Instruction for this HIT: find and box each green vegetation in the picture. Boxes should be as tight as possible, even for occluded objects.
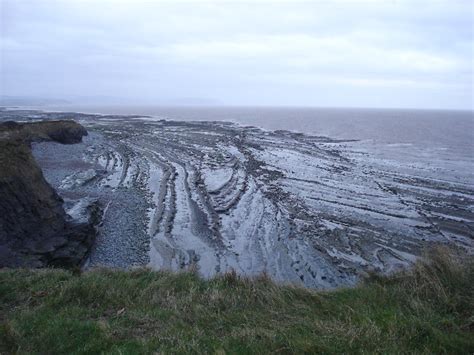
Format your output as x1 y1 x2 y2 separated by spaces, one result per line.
1 247 473 354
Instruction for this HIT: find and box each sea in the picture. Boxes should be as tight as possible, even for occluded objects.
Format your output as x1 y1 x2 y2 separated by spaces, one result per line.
32 105 474 177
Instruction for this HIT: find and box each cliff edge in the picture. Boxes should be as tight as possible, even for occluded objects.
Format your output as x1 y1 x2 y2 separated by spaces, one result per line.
0 120 99 268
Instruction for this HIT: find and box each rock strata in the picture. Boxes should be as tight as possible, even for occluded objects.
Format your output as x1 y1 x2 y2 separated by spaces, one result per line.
1 109 472 289
0 120 99 268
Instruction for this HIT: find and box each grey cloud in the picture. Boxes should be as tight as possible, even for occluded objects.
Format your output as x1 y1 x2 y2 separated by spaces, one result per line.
0 0 472 109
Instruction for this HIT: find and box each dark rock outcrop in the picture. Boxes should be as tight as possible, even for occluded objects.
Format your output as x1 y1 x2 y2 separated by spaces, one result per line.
0 120 99 268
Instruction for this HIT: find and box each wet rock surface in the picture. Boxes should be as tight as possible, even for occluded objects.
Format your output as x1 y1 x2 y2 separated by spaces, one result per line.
2 108 472 288
0 118 99 267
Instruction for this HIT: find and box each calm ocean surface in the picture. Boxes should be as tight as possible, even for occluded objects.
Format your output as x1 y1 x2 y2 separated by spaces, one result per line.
40 105 474 163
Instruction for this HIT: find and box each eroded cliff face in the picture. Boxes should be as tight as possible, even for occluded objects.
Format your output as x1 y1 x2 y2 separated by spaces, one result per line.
0 120 99 268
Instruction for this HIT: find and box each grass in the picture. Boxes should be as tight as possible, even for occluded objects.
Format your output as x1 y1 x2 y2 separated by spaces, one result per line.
1 247 473 354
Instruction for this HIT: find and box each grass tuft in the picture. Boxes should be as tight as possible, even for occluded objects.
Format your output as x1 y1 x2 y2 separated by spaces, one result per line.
1 246 473 354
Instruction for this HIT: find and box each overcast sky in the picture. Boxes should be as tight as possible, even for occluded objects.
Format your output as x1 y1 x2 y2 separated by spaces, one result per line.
1 0 473 109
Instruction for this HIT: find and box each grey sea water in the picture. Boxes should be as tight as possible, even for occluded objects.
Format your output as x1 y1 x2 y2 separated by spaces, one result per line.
39 105 474 162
